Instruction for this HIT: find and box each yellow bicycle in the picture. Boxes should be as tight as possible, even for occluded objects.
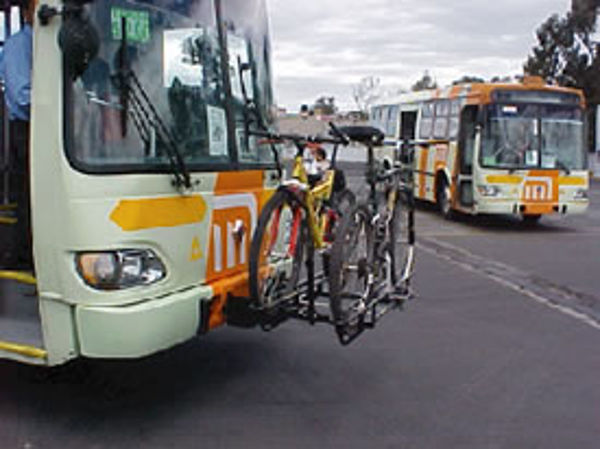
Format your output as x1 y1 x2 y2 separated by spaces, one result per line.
248 124 354 311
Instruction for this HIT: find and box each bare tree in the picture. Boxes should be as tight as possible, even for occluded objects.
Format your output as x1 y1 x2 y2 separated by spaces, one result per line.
352 76 381 113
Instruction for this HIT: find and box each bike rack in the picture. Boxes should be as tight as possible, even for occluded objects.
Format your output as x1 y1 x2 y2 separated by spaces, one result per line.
225 253 415 346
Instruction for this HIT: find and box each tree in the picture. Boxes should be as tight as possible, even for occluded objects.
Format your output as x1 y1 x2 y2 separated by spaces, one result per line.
352 76 381 113
524 5 600 150
452 75 485 85
411 71 437 91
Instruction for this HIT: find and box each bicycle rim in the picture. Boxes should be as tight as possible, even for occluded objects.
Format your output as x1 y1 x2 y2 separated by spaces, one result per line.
328 205 373 325
249 190 307 307
389 189 415 287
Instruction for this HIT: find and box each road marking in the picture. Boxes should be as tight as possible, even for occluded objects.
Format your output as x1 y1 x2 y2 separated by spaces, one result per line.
418 238 600 331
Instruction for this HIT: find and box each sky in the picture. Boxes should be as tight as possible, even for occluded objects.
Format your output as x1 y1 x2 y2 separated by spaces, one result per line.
268 0 574 111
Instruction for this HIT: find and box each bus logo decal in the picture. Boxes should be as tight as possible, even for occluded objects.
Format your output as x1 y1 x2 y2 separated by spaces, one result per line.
209 194 258 274
523 177 553 202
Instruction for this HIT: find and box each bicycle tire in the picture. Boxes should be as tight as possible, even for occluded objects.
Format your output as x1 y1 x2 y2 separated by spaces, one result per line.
388 188 415 288
249 189 310 307
328 204 373 325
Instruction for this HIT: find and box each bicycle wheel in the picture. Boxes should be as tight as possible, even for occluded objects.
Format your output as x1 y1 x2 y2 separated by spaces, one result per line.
323 188 355 246
249 190 310 307
328 204 373 325
388 188 415 289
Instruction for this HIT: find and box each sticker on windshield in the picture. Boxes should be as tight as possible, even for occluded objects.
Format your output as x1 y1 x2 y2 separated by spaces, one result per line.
163 29 205 88
542 154 557 169
111 8 150 43
207 105 228 157
525 150 539 166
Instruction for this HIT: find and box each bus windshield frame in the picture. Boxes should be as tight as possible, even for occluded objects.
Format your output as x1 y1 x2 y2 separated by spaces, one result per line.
480 101 586 172
63 0 276 176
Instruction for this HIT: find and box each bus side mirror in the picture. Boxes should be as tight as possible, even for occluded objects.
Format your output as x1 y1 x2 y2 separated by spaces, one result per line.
39 1 100 80
59 6 100 80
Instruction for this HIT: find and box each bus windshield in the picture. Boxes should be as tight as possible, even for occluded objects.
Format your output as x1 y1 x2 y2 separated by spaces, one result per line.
66 0 274 172
481 103 585 171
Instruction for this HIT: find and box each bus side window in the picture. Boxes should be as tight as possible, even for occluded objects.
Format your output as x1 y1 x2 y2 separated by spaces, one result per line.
458 105 478 175
433 100 450 140
419 102 434 140
389 105 399 137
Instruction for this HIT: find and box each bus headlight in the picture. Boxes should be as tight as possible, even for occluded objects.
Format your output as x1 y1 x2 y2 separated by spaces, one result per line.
76 250 166 290
477 185 501 197
574 188 588 200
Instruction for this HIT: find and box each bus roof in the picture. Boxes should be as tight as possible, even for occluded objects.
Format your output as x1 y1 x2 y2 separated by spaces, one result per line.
373 76 585 108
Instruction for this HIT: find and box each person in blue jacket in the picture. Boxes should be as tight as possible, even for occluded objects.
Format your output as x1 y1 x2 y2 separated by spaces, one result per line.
0 0 35 269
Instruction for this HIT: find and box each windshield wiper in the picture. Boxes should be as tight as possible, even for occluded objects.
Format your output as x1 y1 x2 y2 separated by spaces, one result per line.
116 17 191 190
556 159 571 176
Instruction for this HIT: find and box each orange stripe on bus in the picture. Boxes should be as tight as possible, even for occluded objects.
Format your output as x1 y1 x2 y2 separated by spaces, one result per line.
110 196 207 232
419 146 429 199
214 170 264 194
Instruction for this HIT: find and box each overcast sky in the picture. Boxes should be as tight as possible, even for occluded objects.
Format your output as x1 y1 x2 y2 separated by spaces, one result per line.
269 0 573 111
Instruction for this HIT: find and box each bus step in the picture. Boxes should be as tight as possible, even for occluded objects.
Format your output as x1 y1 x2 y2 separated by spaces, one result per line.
0 276 44 363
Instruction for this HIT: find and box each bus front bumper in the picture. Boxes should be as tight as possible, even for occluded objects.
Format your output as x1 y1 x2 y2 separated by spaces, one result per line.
473 200 589 216
75 285 213 359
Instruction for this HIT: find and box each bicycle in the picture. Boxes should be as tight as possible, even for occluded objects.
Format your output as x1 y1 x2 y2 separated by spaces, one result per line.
328 126 416 344
248 124 355 316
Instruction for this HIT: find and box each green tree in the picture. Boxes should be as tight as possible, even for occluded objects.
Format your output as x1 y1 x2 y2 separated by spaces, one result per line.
452 75 485 85
524 5 599 150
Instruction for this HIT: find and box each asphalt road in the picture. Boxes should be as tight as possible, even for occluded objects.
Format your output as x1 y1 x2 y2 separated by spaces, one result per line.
0 178 599 449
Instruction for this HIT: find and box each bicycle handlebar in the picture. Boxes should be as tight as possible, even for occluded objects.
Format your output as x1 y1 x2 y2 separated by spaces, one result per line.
251 125 348 147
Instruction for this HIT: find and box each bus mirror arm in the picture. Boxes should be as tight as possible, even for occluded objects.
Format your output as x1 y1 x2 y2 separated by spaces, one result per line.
39 1 95 26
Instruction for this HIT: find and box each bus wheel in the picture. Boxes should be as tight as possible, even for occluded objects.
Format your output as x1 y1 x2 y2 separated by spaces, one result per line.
436 177 453 219
522 214 541 225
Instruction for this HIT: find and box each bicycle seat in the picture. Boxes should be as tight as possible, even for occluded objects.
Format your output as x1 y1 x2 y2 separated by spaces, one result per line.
337 126 384 145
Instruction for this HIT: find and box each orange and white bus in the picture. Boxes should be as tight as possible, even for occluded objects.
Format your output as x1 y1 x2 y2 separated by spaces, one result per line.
371 77 590 222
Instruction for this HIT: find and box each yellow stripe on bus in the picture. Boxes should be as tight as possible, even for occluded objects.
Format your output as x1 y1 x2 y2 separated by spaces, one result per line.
485 175 523 184
110 196 207 232
0 341 47 359
558 177 586 186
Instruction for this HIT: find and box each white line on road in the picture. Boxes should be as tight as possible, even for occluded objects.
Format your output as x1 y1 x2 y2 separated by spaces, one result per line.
417 241 600 332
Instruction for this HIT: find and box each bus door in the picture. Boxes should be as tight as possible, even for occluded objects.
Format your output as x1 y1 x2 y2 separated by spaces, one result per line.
0 0 46 365
456 105 479 208
399 109 418 141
